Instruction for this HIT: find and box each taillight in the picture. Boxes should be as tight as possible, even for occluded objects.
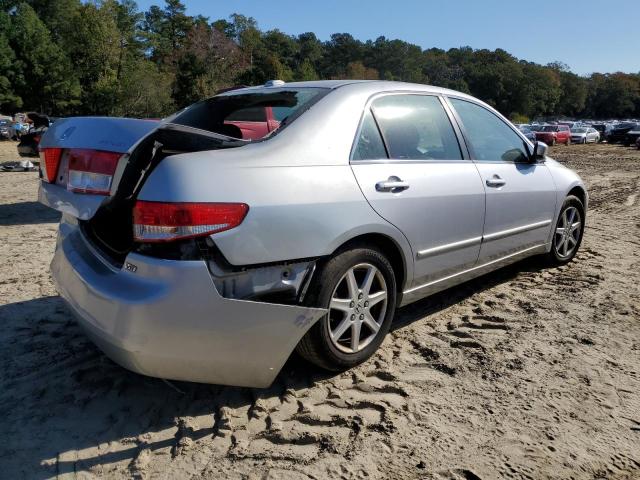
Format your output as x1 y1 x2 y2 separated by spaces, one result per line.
67 149 122 194
39 148 62 183
132 201 249 242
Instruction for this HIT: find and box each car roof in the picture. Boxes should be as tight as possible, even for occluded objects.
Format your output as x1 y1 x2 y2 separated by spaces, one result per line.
226 79 476 100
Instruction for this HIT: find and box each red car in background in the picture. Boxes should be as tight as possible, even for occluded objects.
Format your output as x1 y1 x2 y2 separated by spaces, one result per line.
535 125 571 146
224 106 282 140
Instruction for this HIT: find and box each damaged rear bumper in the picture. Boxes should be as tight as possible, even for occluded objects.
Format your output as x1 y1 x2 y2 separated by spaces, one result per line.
51 217 326 388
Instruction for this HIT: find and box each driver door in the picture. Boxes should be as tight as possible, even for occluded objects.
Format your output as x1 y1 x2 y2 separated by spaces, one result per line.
447 97 557 262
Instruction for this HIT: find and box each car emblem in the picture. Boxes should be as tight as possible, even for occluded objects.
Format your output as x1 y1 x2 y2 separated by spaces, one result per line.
124 262 138 273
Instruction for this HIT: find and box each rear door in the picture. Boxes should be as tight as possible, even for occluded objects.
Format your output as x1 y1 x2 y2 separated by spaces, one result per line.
447 97 557 262
350 93 485 287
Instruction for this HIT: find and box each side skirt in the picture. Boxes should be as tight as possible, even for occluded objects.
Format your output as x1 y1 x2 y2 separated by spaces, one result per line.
399 243 549 307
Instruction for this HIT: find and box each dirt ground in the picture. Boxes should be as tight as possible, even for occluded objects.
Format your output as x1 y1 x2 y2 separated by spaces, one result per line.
1 140 639 480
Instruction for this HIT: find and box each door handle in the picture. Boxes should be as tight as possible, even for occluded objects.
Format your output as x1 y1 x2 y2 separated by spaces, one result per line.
375 176 410 192
486 175 506 188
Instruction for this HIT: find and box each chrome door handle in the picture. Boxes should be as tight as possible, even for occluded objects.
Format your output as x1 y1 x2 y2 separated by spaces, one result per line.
376 177 410 192
486 175 506 188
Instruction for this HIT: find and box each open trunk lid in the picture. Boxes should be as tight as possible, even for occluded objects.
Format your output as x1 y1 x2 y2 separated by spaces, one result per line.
38 117 160 220
39 116 160 153
39 118 249 266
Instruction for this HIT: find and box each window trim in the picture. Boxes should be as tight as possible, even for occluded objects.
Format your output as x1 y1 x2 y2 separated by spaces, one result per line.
349 91 471 164
444 95 537 165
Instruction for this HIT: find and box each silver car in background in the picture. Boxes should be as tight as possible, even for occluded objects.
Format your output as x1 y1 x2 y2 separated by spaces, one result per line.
39 80 587 387
571 126 600 144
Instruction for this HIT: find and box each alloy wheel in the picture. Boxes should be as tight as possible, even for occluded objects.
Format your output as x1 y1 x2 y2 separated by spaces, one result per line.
554 206 582 258
328 263 388 354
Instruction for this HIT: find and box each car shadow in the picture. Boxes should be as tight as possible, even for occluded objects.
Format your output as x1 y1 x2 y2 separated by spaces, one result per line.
1 256 546 478
0 201 61 226
393 256 543 331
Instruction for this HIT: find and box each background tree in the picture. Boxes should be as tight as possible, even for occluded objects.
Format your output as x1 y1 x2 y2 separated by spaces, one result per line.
0 0 638 120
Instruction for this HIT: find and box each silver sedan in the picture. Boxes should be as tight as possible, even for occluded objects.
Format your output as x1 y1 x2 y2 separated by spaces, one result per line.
571 127 600 144
39 80 587 387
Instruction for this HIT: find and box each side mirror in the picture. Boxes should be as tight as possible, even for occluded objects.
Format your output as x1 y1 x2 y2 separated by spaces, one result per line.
532 140 548 161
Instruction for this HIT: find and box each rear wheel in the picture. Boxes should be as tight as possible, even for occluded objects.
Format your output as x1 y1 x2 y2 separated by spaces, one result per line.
543 195 585 266
296 246 396 371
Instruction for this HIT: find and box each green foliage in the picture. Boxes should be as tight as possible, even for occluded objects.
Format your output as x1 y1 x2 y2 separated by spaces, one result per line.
0 1 638 120
510 113 530 124
7 3 80 113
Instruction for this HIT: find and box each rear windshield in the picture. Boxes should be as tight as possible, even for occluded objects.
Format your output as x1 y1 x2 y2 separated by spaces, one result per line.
170 87 329 141
542 126 559 132
571 128 587 133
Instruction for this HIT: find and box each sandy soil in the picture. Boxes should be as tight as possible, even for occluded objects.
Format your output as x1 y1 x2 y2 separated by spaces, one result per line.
1 140 639 479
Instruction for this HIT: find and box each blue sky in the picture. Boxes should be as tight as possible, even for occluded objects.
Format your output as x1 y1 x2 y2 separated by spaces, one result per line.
136 0 639 76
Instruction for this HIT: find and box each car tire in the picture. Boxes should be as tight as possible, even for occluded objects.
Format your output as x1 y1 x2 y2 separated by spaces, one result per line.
543 195 585 266
296 245 397 371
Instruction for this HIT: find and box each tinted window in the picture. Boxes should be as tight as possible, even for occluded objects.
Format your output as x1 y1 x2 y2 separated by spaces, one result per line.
225 106 267 122
352 109 388 160
450 98 529 163
371 95 462 160
271 106 289 121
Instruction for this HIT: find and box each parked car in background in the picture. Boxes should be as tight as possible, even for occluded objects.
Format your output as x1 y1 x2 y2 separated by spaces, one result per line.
17 113 51 157
592 123 611 142
607 122 638 144
624 125 640 147
0 120 12 140
570 127 600 144
536 125 571 145
518 125 537 142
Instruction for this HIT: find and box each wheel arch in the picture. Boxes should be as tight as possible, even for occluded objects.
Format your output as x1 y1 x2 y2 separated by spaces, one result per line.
567 185 587 211
328 232 410 303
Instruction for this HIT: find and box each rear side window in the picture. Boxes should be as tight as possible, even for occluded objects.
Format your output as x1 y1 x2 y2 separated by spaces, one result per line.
371 94 462 160
450 98 529 163
352 109 388 160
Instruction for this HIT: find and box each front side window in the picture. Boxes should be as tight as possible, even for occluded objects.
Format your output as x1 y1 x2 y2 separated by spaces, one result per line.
352 109 388 161
450 98 529 163
370 94 462 160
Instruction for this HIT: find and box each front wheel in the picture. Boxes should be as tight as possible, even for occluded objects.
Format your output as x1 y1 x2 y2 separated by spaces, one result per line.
543 195 585 266
296 246 397 371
